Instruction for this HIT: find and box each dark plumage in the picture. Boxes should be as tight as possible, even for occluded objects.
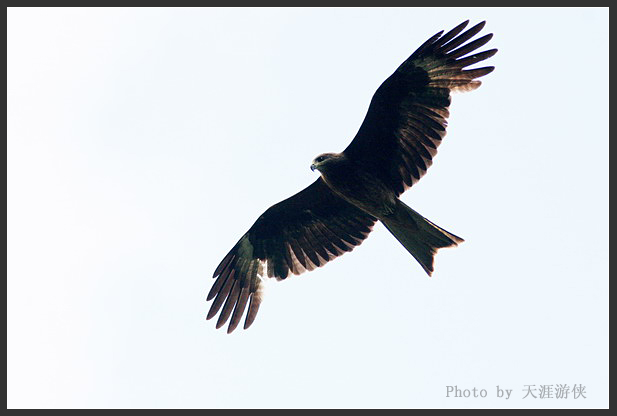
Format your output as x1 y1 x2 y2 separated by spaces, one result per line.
208 20 497 333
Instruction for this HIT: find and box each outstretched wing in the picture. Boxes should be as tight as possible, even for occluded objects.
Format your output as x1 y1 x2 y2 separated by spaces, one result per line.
207 178 376 333
343 20 497 196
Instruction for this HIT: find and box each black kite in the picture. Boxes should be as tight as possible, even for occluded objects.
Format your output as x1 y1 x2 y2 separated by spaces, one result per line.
207 20 497 332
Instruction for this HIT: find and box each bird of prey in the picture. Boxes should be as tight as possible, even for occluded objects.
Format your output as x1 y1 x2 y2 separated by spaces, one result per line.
207 20 497 333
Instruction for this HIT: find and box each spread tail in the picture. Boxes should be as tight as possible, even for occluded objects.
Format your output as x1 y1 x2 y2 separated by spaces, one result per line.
381 200 463 276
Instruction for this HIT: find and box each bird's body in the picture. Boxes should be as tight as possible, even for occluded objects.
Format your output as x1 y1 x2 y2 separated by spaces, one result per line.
312 150 464 277
313 153 398 218
207 20 497 332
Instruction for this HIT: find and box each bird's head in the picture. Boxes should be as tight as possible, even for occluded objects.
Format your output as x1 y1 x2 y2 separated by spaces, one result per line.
310 153 341 173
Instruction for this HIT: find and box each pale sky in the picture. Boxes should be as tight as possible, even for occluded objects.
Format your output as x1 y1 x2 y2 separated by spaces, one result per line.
7 7 608 409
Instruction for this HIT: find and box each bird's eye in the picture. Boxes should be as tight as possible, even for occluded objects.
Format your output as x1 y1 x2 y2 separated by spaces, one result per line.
316 156 324 163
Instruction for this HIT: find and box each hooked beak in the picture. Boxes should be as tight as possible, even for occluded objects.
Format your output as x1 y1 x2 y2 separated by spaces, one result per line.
310 163 316 172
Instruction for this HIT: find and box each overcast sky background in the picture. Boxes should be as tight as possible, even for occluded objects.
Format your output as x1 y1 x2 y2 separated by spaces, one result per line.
8 7 608 409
